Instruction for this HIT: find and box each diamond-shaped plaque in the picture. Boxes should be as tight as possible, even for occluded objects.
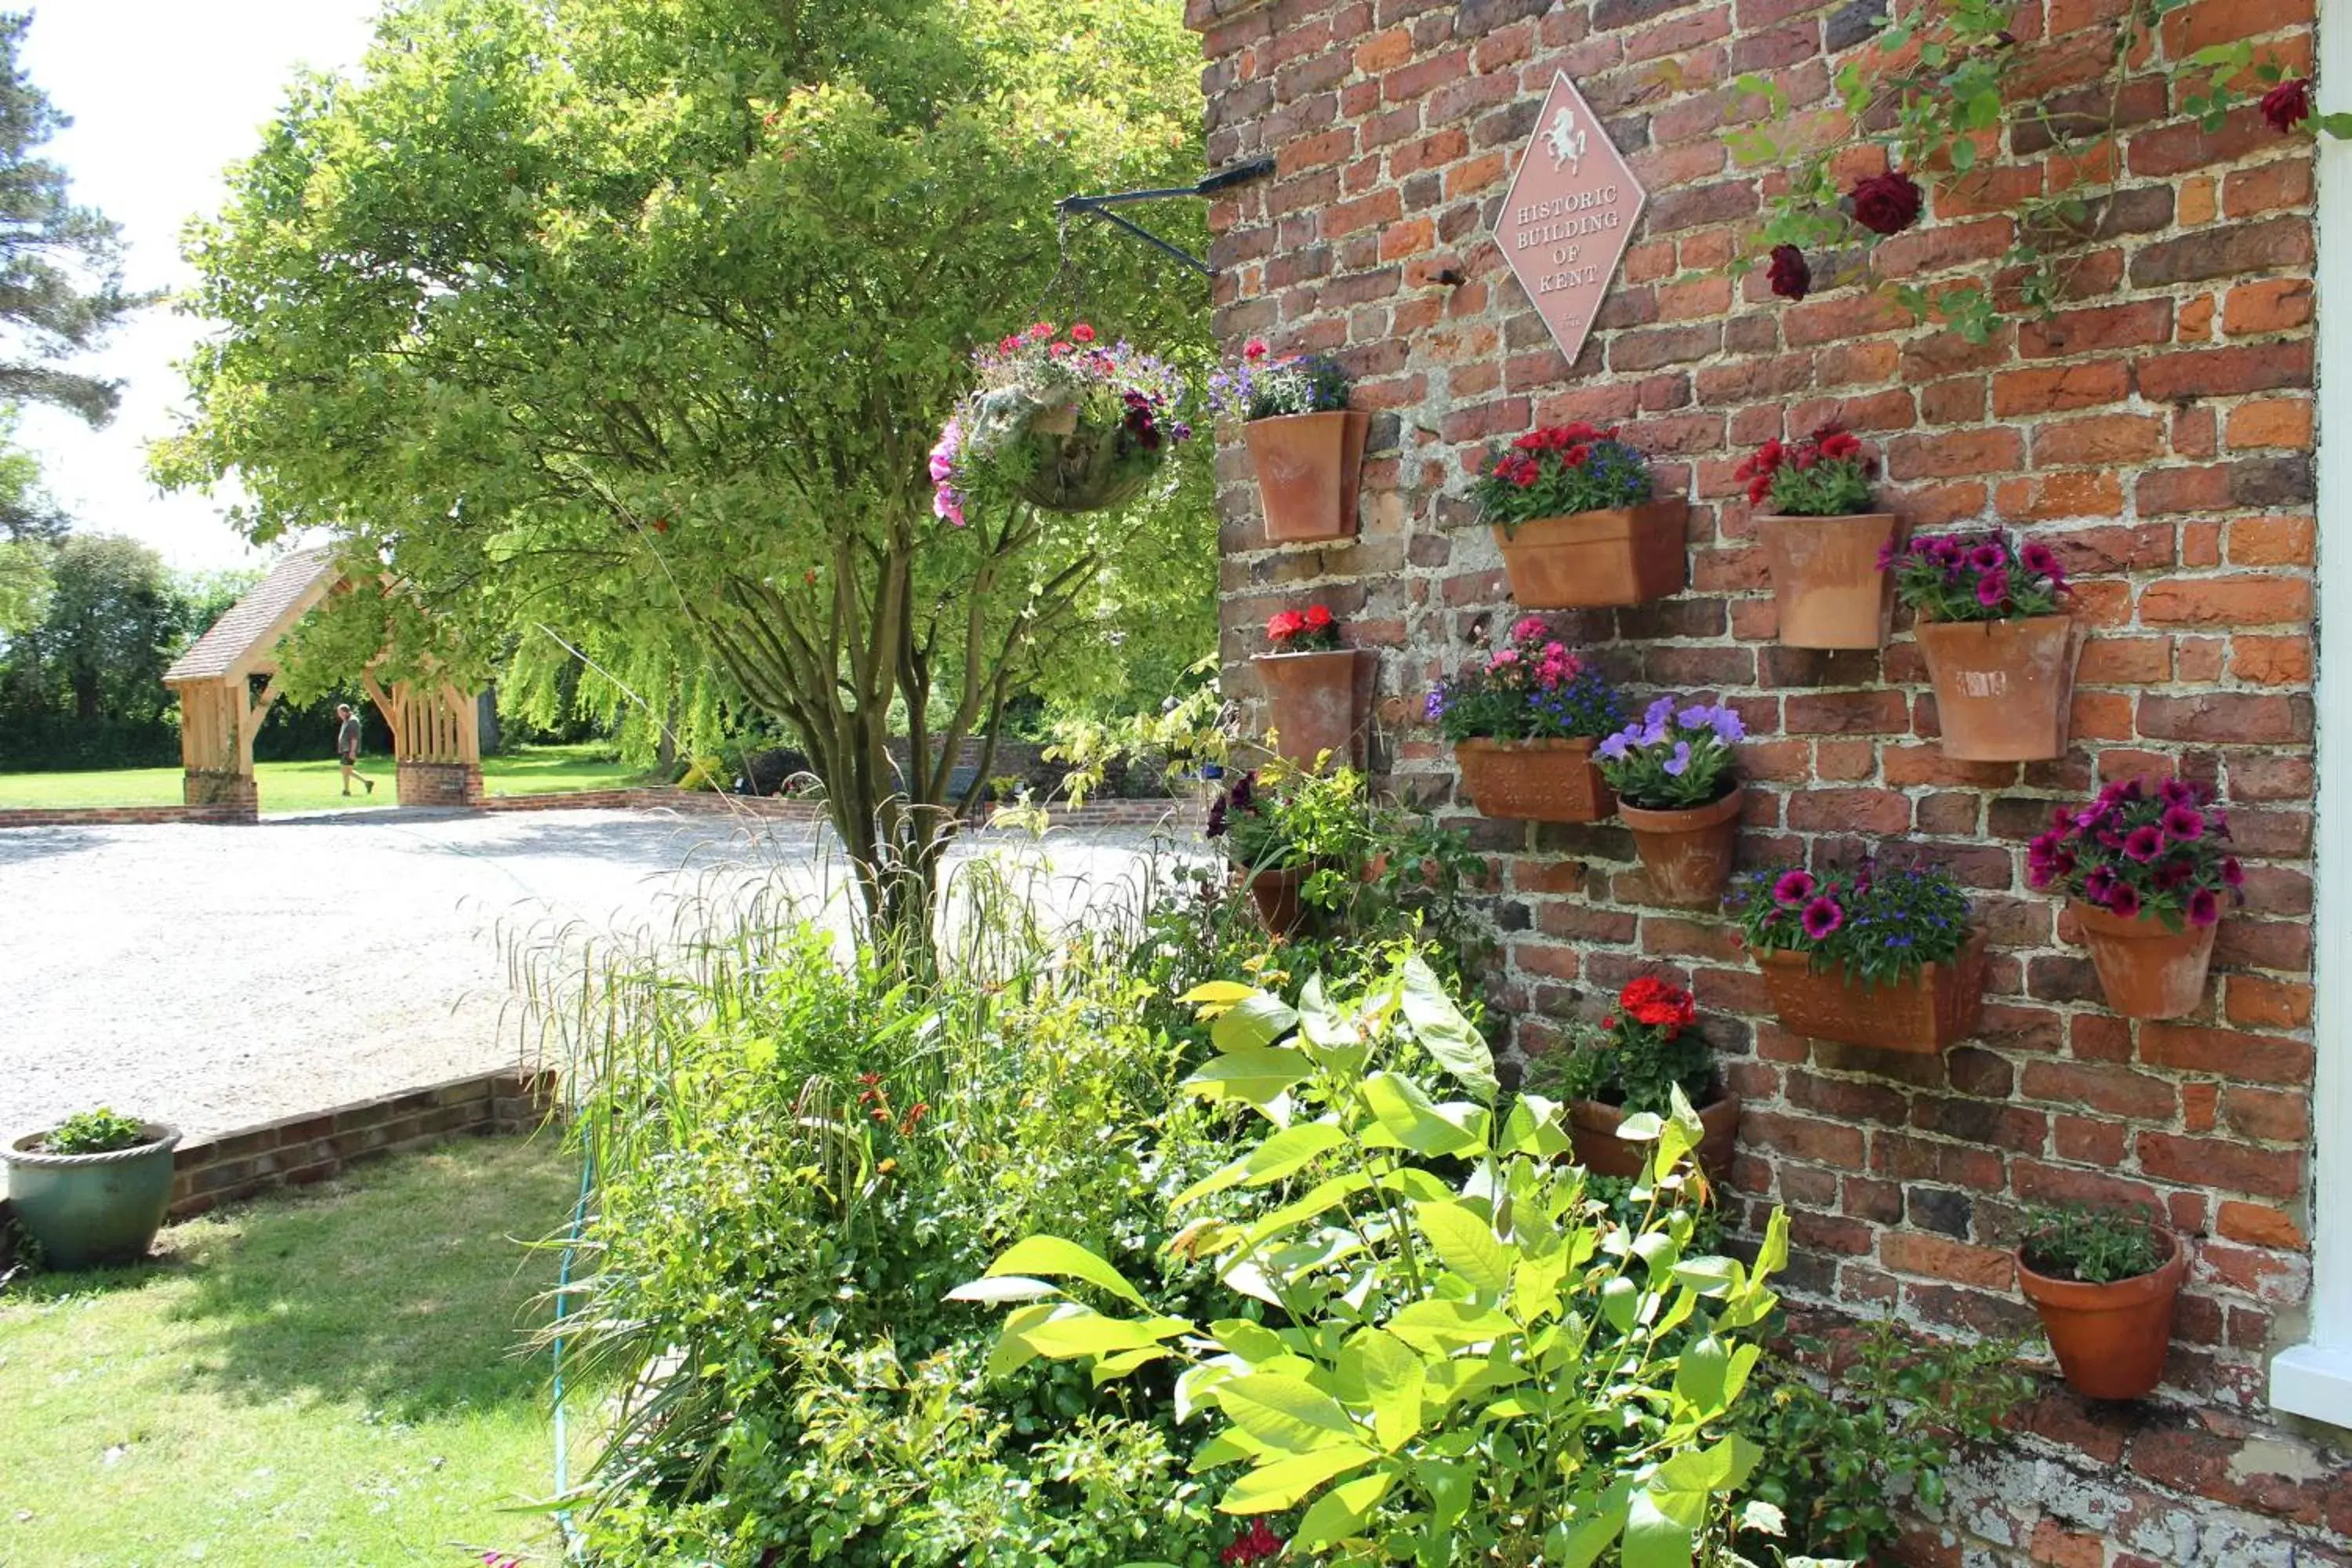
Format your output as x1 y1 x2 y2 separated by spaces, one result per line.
1498 71 1647 370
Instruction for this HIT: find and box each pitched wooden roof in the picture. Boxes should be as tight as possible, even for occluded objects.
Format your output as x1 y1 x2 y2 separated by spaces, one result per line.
164 548 342 684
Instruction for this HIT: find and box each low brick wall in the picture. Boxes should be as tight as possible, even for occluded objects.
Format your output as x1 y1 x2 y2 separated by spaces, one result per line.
165 1068 558 1218
0 803 255 829
979 798 1206 833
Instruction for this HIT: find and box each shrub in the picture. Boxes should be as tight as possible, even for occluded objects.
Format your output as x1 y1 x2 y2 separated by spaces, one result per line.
43 1108 151 1156
971 956 1793 1566
1735 427 1873 517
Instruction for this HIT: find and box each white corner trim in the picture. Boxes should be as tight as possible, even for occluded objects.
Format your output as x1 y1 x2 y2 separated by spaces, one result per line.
2275 0 2352 1428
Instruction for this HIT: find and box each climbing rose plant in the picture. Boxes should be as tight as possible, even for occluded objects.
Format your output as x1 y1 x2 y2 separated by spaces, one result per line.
1723 0 2349 341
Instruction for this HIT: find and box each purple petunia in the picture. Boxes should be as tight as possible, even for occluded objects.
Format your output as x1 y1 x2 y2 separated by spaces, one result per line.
1800 895 1846 941
2161 804 2205 841
2187 887 2221 927
2106 882 2143 920
2222 857 2246 888
2083 865 2119 906
2020 539 2064 582
2123 825 2165 862
1968 541 2008 572
1975 568 2010 608
1773 869 1817 908
1664 740 1693 777
1598 729 1634 761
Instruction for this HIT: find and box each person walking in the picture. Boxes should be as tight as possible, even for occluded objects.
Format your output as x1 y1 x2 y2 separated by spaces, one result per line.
336 702 376 797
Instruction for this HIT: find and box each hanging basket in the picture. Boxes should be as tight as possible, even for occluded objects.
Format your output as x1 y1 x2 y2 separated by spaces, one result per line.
1016 416 1157 514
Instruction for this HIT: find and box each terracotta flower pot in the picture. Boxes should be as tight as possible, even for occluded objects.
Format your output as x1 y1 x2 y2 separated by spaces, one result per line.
2018 1229 2187 1401
1567 1094 1741 1184
1455 736 1613 823
1247 410 1370 543
1619 786 1745 907
1253 648 1367 768
1492 499 1689 609
2071 902 2220 1020
1915 615 2082 762
1751 930 1990 1054
1756 512 1907 649
1243 863 1312 936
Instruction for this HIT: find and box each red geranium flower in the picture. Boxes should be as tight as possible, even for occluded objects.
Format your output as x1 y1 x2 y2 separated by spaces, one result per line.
1243 338 1269 360
1304 604 1334 630
1619 975 1697 1031
1070 322 1097 343
1266 609 1306 641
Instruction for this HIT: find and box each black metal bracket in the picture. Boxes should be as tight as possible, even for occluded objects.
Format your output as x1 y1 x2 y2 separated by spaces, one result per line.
1055 157 1278 277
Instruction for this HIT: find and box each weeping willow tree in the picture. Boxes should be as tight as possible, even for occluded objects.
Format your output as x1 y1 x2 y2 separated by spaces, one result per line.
157 0 1214 947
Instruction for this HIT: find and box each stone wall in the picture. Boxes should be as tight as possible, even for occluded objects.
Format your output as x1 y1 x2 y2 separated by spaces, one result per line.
1186 0 2337 1559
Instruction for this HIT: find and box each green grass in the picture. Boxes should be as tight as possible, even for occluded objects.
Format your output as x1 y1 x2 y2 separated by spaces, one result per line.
0 742 645 815
0 1138 591 1567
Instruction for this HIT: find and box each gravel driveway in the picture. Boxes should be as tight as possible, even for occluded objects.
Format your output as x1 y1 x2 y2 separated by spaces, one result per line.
0 808 1189 1142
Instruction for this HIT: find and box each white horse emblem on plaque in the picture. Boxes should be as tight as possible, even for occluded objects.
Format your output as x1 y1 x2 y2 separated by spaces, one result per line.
1544 104 1587 175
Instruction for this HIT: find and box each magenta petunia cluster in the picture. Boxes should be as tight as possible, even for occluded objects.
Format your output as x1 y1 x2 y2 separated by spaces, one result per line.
1882 529 2070 624
2031 776 2244 928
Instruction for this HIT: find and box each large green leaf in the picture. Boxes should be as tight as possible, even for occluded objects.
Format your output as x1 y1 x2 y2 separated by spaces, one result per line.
1621 1489 1694 1568
1015 1306 1192 1361
1386 1300 1516 1354
1293 1468 1396 1550
1185 1047 1313 1110
1398 957 1497 1101
1218 1443 1380 1514
1674 1334 1730 1412
1341 1328 1425 1451
987 1236 1150 1310
1212 991 1300 1054
1414 1200 1515 1299
1360 1071 1481 1157
1215 1373 1363 1454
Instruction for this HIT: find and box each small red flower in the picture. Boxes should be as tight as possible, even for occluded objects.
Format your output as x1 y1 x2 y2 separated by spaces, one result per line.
1848 169 1925 235
1029 321 1055 340
1618 975 1697 1031
1243 338 1269 360
2262 78 2313 135
1266 609 1307 641
1070 322 1097 343
1304 604 1334 629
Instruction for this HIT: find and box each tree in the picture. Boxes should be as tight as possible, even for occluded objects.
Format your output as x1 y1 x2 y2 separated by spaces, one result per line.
0 13 143 424
158 0 1214 944
1 532 176 722
0 535 42 634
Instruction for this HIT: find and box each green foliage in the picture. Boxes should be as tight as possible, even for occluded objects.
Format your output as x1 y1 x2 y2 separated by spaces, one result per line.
0 535 45 636
42 1107 150 1156
974 957 1794 1567
1733 1321 2033 1563
2021 1204 2166 1286
158 0 1215 940
1730 861 1973 987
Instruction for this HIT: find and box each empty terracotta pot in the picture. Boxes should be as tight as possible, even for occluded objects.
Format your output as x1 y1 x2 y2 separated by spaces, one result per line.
1915 614 2082 762
1751 930 1990 1054
1756 512 1907 648
1566 1094 1741 1184
2071 902 2220 1020
1247 410 1371 543
2018 1228 2187 1400
1253 648 1367 768
1620 786 1746 907
1243 862 1312 936
1493 500 1689 608
1455 736 1613 823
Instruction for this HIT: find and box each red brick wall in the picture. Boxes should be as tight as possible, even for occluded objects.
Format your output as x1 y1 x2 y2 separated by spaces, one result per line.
1189 0 2339 1558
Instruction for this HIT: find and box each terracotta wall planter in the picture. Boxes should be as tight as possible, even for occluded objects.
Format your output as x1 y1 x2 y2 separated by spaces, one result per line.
1492 499 1689 608
1915 615 2082 762
1751 930 1989 1054
1620 786 1744 907
1756 512 1907 648
1247 410 1370 543
1567 1094 1740 1184
2071 902 2220 1019
2018 1229 2187 1400
1455 736 1613 823
1243 862 1312 936
1253 648 1367 768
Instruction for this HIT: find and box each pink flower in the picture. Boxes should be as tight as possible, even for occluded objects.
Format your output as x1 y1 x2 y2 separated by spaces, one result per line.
1800 895 1845 940
2106 882 2143 920
2222 857 2246 888
2161 804 2205 841
1773 869 1817 908
1243 338 1269 360
1071 322 1096 343
1487 648 1521 670
1975 568 2010 608
1512 615 1550 642
2123 825 2165 862
2187 887 2221 927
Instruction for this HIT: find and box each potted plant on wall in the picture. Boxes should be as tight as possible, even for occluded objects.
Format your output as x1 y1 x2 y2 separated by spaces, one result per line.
2028 777 2242 1019
1210 342 1367 543
1884 531 2082 761
1252 604 1366 768
1205 762 1376 936
1596 697 1747 906
1428 617 1627 823
2016 1204 2187 1401
1731 859 1987 1053
1740 426 1906 648
929 321 1192 522
1523 975 1740 1184
1477 423 1688 608
3 1109 180 1270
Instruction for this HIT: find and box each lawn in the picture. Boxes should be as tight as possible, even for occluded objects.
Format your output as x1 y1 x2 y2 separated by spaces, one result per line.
0 1138 591 1568
0 742 644 815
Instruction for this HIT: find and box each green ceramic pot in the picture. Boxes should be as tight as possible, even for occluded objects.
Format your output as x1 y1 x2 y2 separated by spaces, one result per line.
4 1122 180 1269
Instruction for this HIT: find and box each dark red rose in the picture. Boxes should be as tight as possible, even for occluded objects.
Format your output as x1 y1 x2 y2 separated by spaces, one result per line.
2262 78 2313 135
1849 170 1925 236
1766 243 1810 300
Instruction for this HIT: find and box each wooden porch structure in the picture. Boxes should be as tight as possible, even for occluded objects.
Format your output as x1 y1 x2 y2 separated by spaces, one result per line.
162 550 483 815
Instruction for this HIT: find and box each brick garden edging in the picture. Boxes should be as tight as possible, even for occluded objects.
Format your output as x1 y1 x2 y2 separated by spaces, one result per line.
0 803 256 829
165 1068 559 1218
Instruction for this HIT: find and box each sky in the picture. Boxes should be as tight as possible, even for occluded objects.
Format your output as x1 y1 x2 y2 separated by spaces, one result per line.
18 1 382 573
